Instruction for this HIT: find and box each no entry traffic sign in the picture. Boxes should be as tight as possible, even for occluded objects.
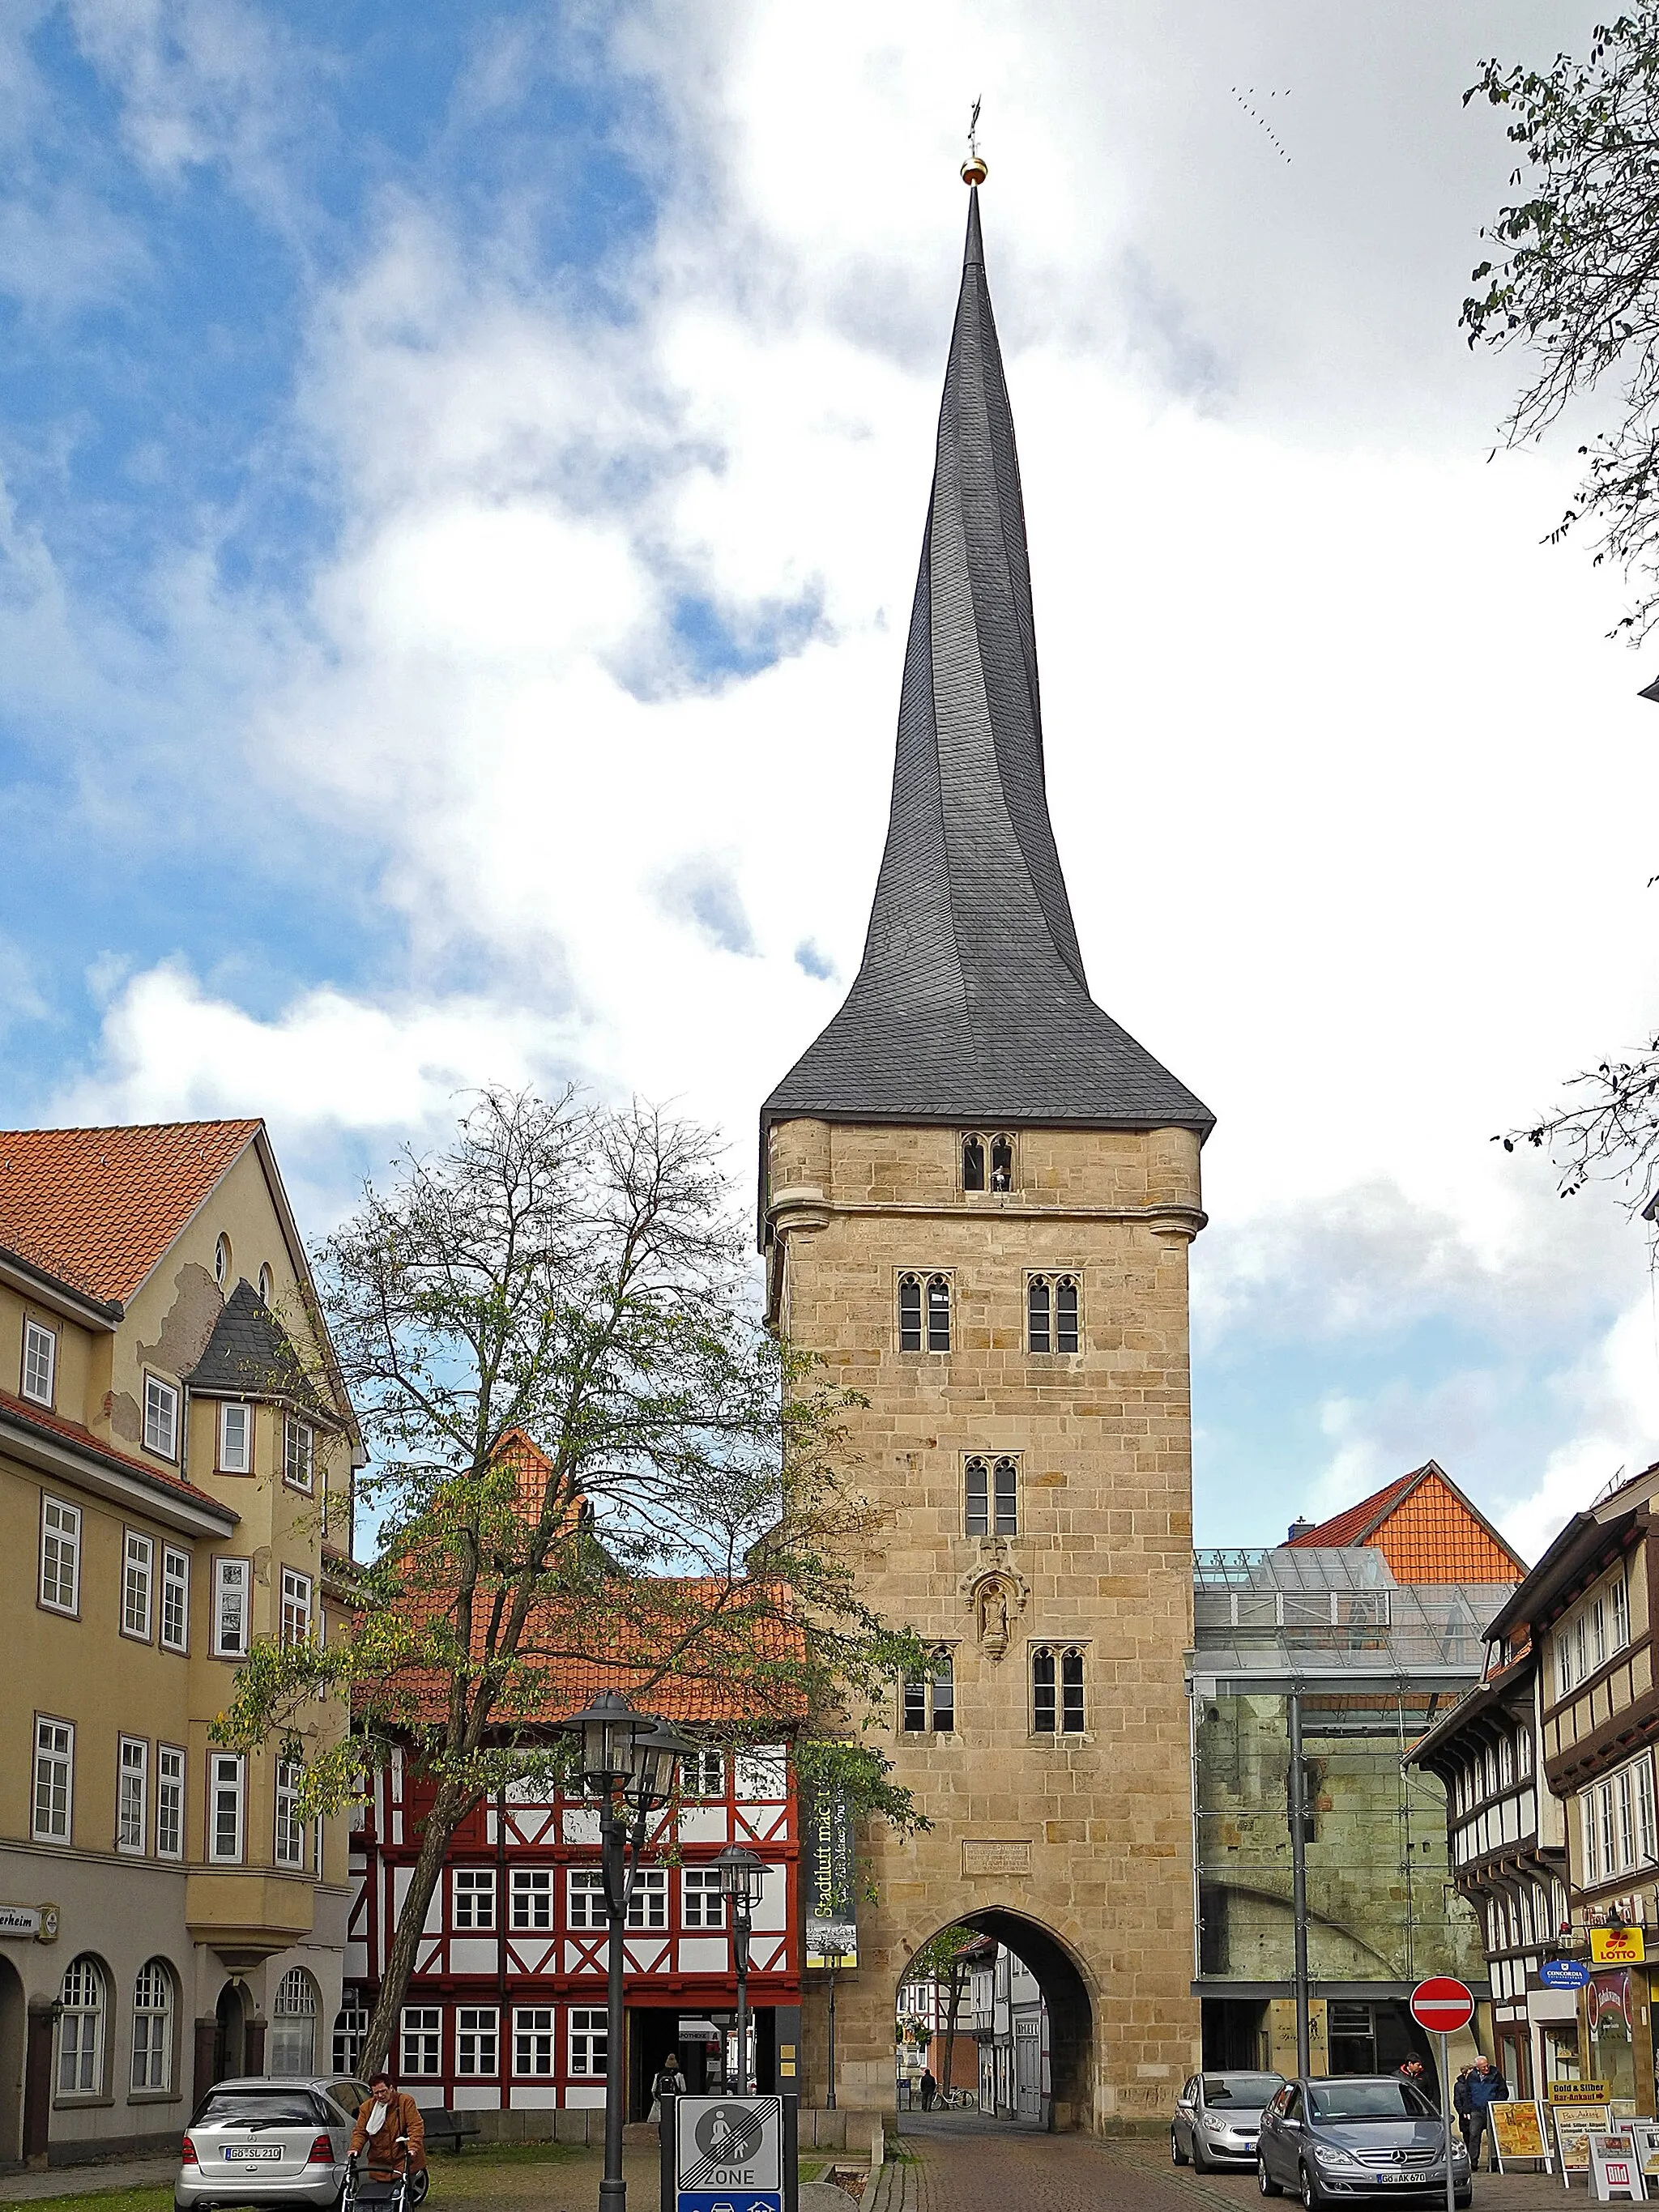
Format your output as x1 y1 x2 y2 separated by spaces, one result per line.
1410 1977 1475 2035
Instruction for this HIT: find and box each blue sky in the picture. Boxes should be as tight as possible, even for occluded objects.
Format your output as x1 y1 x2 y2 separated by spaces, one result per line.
3 0 1657 1561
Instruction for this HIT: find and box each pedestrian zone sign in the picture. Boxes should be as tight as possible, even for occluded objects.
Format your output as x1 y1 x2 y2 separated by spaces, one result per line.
674 2095 784 2212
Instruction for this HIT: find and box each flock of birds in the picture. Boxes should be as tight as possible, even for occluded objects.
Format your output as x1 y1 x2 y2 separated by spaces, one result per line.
1230 84 1293 165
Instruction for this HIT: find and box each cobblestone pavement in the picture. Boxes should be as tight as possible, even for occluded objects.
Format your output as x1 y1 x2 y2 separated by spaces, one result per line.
890 2112 1582 2212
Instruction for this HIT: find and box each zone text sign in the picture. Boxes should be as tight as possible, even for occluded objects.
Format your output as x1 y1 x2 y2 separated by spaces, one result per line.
674 2095 783 2212
1409 1976 1474 2035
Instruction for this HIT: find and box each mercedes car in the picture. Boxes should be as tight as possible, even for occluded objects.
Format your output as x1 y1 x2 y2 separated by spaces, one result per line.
1171 2069 1285 2170
1256 2075 1472 2207
177 2076 373 2212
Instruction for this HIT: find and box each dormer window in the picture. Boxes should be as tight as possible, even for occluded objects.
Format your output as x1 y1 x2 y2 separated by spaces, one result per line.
22 1318 56 1408
962 1132 1015 1193
898 1272 952 1353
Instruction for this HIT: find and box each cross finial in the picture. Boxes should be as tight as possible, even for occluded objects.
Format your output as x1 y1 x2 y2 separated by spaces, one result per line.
962 96 987 186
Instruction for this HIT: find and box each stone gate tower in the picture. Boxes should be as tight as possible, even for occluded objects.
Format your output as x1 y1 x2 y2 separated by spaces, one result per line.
759 185 1213 2129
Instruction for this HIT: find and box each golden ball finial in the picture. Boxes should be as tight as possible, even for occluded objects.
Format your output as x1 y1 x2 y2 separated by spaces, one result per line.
962 154 987 186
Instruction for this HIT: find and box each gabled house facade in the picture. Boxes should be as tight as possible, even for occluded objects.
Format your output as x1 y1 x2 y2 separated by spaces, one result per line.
0 1120 360 2163
1414 1464 1659 2113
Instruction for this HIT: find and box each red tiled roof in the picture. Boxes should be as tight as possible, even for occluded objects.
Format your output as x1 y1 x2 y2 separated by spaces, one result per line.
1286 1460 1525 1584
0 1384 236 1522
0 1120 260 1306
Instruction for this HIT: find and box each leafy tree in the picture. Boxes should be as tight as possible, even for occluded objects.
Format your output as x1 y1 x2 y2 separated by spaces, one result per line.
215 1087 921 2074
901 1926 982 2096
1464 11 1659 643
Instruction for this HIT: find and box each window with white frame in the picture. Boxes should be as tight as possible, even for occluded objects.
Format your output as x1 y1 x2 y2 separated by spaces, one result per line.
514 2008 554 2076
160 1547 190 1652
258 1264 275 1306
123 1532 153 1639
682 1869 725 1929
453 1869 496 1929
569 2007 607 2077
681 1748 726 1798
1581 1752 1659 1886
57 1955 104 2095
568 1869 611 1929
275 1761 305 1867
33 1716 72 1842
270 1969 317 2076
219 1401 251 1474
284 1416 314 1492
117 1737 147 1854
1614 1574 1631 1653
156 1745 184 1860
628 1869 667 1930
130 1960 173 2092
333 1999 368 2075
1556 1571 1632 1699
21 1318 56 1407
143 1374 178 1460
510 1869 552 1929
401 2007 441 2077
40 1497 80 1614
456 2008 497 2077
280 1568 312 1647
213 1558 249 1657
208 1753 244 1863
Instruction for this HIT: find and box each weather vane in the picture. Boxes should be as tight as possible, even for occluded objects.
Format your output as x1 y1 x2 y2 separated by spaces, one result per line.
962 96 987 186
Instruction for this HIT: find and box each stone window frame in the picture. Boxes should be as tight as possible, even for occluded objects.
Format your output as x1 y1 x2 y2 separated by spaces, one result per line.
900 1642 957 1737
1029 1641 1090 1738
961 1131 1018 1195
1026 1271 1082 1355
897 1268 954 1354
964 1451 1019 1538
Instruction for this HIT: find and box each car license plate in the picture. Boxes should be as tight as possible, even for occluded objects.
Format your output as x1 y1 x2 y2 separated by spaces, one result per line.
224 2146 283 2161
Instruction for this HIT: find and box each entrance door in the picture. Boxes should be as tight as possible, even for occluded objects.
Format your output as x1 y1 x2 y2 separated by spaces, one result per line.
1015 2018 1040 2121
0 1958 23 2162
215 1983 246 2083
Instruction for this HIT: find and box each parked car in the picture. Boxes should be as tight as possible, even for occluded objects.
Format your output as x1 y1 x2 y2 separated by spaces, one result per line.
1171 2070 1286 2170
1256 2075 1472 2207
177 2076 372 2212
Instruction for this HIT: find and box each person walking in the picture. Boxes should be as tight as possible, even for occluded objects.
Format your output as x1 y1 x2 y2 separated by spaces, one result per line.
1397 2056 1431 2103
1452 2066 1475 2154
920 2068 938 2112
349 2072 427 2183
1465 2053 1510 2172
649 2050 684 2129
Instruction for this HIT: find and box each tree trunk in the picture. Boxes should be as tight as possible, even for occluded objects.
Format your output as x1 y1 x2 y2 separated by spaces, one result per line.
943 1958 966 2095
360 1780 471 2076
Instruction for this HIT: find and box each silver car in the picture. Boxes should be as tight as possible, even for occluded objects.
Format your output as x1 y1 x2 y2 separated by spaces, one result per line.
177 2076 371 2212
1256 2075 1473 2208
1172 2069 1285 2170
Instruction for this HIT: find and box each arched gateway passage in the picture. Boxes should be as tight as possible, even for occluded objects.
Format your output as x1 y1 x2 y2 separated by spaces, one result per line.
897 1913 1094 2132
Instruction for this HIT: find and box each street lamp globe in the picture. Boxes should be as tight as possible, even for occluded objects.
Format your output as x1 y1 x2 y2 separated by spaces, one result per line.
563 1688 641 1794
714 1843 766 1911
627 1716 697 1813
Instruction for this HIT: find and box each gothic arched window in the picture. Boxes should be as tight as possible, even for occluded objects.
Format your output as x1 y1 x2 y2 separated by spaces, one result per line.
898 1273 952 1353
902 1647 955 1734
965 1454 1018 1537
1032 1646 1085 1734
961 1132 1016 1192
962 1136 986 1191
1027 1274 1081 1354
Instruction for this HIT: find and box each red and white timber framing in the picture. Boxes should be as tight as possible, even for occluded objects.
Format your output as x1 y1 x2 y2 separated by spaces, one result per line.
344 1745 800 2108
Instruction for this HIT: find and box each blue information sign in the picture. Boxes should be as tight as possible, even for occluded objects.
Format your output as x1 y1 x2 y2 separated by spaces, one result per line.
1540 1958 1591 1988
676 2196 783 2212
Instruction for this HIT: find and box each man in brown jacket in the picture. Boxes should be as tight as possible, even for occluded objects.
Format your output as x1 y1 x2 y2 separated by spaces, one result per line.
350 2072 426 2180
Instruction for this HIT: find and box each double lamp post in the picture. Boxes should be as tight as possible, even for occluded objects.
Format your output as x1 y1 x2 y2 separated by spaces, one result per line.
561 1690 768 2212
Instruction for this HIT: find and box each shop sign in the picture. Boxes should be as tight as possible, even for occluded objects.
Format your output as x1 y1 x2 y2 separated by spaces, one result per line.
0 1905 49 1940
1540 1958 1591 1988
1591 1928 1645 1965
1550 2081 1613 2104
802 1788 856 1969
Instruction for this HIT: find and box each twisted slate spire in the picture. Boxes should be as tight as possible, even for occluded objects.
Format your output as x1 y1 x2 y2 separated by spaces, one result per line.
763 190 1212 1137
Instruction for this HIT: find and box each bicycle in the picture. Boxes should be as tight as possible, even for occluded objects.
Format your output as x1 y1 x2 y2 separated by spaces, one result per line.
939 2087 977 2112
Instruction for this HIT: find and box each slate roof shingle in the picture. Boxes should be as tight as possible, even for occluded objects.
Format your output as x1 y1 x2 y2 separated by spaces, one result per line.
0 1119 261 1306
186 1278 326 1413
761 190 1212 1140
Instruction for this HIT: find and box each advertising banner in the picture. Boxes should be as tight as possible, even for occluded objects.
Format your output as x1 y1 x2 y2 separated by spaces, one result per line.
1592 1928 1647 1966
802 1788 856 1968
1490 2100 1551 2169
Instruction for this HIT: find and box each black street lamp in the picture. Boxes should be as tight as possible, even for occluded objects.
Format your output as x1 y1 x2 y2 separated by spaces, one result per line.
562 1693 694 2212
714 1843 766 2094
818 1941 850 2109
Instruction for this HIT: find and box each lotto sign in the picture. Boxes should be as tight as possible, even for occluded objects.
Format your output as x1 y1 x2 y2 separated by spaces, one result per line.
1593 1927 1648 1966
1409 1976 1475 2035
674 2095 783 2212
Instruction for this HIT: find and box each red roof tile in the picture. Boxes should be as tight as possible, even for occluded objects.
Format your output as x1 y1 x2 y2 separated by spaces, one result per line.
1286 1460 1525 1584
0 1384 236 1522
0 1120 260 1306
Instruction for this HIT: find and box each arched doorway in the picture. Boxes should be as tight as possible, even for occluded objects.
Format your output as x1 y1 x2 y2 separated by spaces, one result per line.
214 1981 246 2082
0 1955 23 2163
895 1912 1095 2132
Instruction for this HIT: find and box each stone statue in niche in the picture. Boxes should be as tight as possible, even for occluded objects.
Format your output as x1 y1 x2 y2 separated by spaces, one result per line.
977 1576 1011 1658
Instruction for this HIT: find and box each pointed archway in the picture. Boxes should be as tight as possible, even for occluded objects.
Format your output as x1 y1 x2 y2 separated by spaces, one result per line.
897 1912 1095 2131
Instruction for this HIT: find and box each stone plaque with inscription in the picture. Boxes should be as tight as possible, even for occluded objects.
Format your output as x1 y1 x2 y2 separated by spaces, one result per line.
962 1838 1032 1877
